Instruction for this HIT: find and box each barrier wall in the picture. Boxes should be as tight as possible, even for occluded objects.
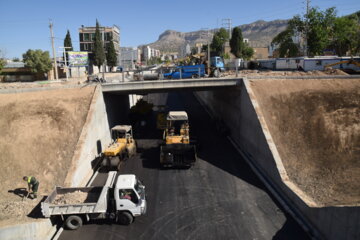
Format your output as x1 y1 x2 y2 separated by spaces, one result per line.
64 86 112 187
195 79 360 240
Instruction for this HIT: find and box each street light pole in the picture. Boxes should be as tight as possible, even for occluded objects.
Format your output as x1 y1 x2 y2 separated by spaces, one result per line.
59 46 72 81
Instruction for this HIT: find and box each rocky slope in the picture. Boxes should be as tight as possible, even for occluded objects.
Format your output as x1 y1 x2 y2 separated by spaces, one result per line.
146 19 288 52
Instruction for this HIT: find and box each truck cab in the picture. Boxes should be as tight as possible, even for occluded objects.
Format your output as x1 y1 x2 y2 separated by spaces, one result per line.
115 174 147 224
210 56 225 71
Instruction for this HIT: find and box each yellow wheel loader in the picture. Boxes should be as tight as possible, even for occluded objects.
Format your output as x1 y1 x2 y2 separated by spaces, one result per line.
160 111 197 168
102 125 136 170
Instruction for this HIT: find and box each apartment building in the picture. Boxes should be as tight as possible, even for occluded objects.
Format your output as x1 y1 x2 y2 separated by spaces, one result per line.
78 24 120 62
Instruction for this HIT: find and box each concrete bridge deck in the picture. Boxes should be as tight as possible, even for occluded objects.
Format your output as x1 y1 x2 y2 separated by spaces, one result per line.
101 77 242 94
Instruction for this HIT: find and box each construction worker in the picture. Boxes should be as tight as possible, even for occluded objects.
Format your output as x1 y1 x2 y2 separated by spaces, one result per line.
23 176 39 199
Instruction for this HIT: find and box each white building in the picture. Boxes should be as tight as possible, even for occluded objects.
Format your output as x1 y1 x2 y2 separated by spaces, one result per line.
258 56 360 71
142 46 161 62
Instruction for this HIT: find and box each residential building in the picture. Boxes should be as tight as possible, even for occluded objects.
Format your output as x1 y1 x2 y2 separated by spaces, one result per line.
78 24 120 64
141 46 161 62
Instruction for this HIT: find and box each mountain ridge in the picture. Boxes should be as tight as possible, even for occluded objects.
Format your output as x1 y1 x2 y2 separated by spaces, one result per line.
144 19 289 53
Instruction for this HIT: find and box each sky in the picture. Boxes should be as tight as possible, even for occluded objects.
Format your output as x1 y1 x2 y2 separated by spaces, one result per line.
0 0 359 59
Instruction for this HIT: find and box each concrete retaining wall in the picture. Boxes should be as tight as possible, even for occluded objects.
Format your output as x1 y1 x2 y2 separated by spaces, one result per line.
0 86 113 240
64 86 112 187
0 220 56 240
195 79 360 240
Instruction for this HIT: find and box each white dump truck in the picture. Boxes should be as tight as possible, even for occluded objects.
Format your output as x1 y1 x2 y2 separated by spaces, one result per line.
41 172 147 230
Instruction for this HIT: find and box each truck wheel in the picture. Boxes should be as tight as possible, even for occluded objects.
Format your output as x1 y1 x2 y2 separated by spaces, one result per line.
213 69 220 78
118 212 133 225
65 215 83 230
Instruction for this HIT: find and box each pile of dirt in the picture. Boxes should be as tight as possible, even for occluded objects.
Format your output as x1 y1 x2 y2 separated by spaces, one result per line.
250 78 360 206
0 86 95 226
53 191 97 205
233 69 349 77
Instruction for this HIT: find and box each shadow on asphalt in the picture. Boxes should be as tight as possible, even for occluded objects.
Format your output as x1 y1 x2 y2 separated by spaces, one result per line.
272 214 310 240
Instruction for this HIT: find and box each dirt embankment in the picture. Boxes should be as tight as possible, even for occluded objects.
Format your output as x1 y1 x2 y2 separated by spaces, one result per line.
250 78 360 206
0 86 95 226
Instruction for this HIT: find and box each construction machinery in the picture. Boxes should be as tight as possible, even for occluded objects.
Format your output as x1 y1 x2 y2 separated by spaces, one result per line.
324 59 360 69
42 172 147 230
102 125 136 170
160 111 196 168
156 105 168 130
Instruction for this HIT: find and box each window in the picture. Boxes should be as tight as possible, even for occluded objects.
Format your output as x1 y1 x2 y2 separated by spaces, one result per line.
119 189 138 204
105 32 112 41
91 33 95 41
84 33 90 41
79 33 83 42
84 43 88 51
316 60 322 66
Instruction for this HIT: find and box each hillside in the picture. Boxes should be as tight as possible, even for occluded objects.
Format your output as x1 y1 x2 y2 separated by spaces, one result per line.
146 19 288 53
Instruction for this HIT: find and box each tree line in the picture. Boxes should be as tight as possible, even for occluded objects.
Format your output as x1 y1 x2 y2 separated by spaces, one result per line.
204 27 254 60
0 20 118 77
272 8 360 57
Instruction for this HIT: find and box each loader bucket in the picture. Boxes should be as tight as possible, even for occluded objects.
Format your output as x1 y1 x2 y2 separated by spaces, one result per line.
160 144 196 168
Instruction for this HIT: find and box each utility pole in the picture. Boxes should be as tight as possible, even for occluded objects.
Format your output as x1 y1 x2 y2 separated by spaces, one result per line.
222 18 232 39
49 20 58 80
102 27 106 80
207 29 210 75
201 28 211 75
304 0 311 56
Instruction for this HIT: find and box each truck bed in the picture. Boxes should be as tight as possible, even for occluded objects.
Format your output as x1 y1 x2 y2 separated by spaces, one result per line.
41 172 117 218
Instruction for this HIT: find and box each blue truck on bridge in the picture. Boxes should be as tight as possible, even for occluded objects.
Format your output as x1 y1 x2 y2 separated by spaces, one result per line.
164 56 225 79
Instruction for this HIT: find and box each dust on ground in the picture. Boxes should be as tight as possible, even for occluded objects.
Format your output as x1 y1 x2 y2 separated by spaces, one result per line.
0 86 95 226
0 72 125 91
250 78 360 206
53 191 98 205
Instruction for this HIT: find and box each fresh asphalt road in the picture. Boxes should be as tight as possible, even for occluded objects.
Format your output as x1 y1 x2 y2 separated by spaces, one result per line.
59 91 309 240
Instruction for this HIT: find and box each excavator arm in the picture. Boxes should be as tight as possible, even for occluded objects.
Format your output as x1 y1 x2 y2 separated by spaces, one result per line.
324 59 360 69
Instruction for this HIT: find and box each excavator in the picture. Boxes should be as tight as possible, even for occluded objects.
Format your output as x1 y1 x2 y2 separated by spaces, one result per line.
102 125 136 170
324 59 360 70
160 111 197 168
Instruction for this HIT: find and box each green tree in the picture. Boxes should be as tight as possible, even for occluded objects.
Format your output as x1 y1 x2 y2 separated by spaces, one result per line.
12 57 20 62
210 28 229 56
64 30 73 51
0 59 4 73
242 43 255 60
93 20 105 72
0 50 5 73
22 49 52 73
331 15 359 56
306 7 336 56
63 30 73 63
271 28 300 57
106 35 118 69
230 27 245 58
271 7 340 57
